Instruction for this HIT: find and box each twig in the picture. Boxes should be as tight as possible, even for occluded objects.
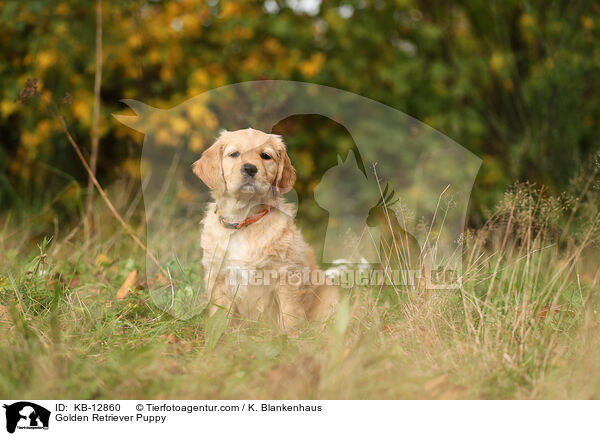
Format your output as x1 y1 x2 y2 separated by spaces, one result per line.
84 0 103 240
53 109 166 276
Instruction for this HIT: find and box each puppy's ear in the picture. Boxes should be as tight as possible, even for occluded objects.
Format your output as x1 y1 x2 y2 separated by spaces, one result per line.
274 138 296 195
193 135 225 191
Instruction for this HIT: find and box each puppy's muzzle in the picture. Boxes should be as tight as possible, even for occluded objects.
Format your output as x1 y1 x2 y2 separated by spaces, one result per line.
241 163 258 178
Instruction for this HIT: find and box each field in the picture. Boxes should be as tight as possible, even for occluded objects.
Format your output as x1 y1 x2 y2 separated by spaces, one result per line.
1 175 599 400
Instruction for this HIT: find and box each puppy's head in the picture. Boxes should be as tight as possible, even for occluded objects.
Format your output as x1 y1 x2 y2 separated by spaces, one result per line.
193 128 296 199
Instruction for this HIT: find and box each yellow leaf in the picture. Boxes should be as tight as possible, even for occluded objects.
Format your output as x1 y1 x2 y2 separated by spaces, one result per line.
37 50 55 70
95 254 113 265
127 33 144 49
190 69 210 90
38 119 53 135
21 131 41 150
189 133 204 152
0 100 17 118
171 117 190 135
149 49 161 64
56 3 70 16
519 13 535 28
186 104 206 123
581 16 594 31
490 52 504 72
160 66 175 81
204 110 218 130
299 52 325 78
72 99 91 125
156 127 173 146
264 38 284 55
242 56 262 73
221 2 242 18
121 158 141 179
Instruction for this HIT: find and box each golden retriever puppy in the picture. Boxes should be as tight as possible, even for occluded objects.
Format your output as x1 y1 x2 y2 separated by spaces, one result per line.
193 128 339 331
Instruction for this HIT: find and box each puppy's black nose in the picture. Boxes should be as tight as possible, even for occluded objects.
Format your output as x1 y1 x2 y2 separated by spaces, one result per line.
242 163 258 177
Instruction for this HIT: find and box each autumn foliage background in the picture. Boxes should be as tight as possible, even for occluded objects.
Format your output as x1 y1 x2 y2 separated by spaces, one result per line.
2 0 599 225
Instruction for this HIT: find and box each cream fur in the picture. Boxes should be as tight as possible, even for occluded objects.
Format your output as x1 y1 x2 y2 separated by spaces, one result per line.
194 128 339 331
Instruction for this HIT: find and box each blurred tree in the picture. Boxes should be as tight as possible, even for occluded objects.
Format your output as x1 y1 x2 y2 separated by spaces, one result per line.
0 0 598 224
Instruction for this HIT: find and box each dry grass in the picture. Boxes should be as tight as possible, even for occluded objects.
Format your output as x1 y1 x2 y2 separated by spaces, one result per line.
0 177 599 399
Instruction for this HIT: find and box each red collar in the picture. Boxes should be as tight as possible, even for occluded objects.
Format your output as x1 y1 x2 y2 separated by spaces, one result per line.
215 206 270 230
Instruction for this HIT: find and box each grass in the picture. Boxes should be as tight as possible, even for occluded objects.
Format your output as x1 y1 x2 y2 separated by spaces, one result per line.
1 177 599 400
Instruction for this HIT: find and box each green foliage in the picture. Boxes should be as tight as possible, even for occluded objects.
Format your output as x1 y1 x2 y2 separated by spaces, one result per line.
1 0 598 223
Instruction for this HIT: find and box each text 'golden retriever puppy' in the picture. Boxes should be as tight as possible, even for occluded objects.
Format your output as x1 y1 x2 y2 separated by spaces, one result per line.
193 128 339 332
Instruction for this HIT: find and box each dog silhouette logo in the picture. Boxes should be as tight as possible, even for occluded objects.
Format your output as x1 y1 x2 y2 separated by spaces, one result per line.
2 402 50 434
115 80 481 316
314 150 380 263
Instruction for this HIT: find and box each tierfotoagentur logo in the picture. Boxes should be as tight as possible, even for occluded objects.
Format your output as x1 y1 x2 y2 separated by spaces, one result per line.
2 402 50 434
114 80 481 320
224 266 461 290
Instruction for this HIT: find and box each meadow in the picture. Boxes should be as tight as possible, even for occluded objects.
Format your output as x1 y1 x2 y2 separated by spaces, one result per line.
1 170 599 400
1 0 599 401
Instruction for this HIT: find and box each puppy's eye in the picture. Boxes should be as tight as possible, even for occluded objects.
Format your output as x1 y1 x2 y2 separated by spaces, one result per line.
229 151 240 158
260 153 271 160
